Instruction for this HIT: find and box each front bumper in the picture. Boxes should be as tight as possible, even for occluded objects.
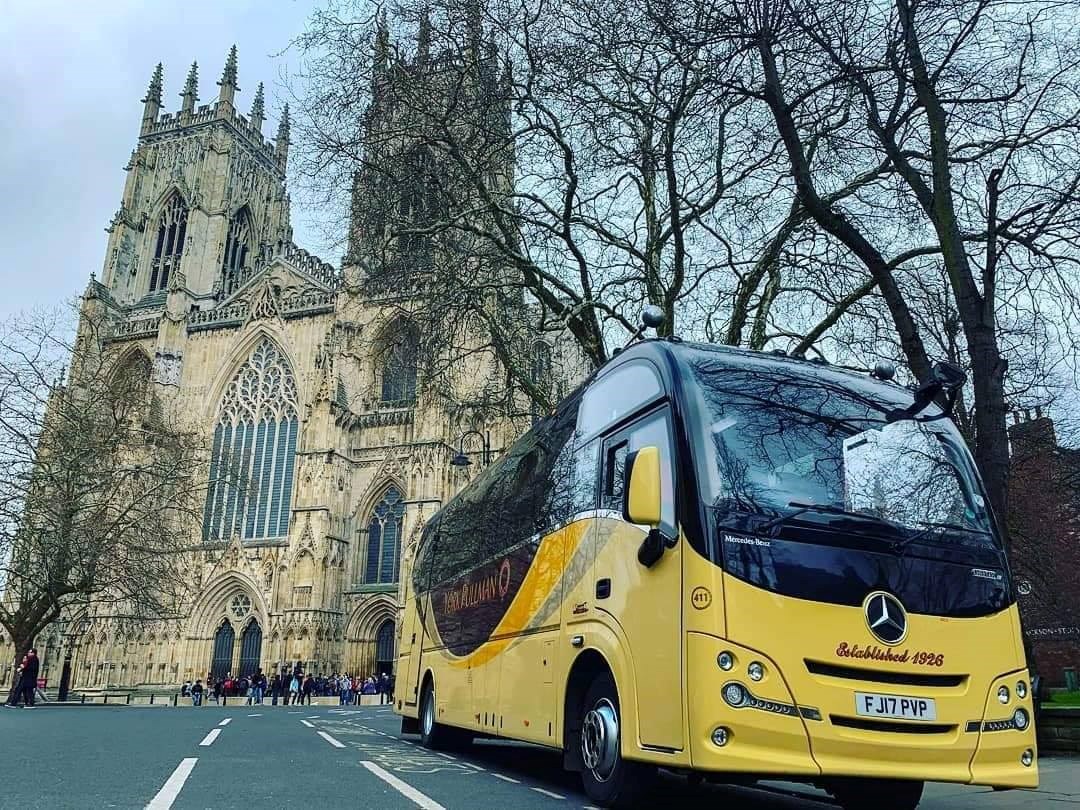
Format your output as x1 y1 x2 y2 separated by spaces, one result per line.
686 634 1038 788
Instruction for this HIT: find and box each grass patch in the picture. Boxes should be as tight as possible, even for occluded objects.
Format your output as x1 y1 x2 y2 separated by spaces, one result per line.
1047 690 1080 705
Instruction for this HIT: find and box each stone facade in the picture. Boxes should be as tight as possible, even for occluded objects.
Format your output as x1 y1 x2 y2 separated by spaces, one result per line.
0 44 579 692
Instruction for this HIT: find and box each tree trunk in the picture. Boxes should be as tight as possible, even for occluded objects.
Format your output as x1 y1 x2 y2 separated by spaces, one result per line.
967 326 1011 543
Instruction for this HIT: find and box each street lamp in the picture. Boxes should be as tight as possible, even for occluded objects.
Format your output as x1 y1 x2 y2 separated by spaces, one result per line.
450 430 492 468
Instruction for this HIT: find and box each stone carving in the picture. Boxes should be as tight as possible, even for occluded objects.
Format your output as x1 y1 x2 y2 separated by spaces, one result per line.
152 351 183 386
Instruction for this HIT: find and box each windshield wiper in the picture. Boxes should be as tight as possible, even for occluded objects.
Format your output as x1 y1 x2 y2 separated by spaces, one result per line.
759 501 902 536
890 520 993 554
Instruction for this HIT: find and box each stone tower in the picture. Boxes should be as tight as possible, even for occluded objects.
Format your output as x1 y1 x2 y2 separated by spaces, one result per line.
344 10 514 276
101 48 294 310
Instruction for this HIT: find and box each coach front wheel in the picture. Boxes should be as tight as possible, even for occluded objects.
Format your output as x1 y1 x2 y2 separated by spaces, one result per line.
578 672 655 808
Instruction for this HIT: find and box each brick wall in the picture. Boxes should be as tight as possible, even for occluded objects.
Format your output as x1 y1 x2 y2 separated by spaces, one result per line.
1009 411 1080 688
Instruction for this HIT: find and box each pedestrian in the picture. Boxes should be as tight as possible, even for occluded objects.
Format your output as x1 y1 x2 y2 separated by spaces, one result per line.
378 672 390 705
180 680 191 698
289 673 301 705
191 679 204 707
17 649 40 708
270 673 281 706
387 672 395 706
302 674 315 705
210 676 221 705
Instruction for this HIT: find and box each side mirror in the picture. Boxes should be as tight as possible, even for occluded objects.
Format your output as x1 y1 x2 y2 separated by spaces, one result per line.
623 446 662 527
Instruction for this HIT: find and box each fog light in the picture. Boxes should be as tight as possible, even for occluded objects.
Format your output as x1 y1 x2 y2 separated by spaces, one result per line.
723 682 746 707
711 727 730 747
717 652 734 671
1013 708 1029 731
1021 748 1034 767
1016 680 1028 699
998 685 1010 704
748 662 765 682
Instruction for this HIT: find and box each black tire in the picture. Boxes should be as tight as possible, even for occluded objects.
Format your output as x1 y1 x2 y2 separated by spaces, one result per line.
830 778 924 810
578 672 656 808
418 680 452 750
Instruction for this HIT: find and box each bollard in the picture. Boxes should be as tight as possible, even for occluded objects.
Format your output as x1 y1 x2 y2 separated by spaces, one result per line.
126 693 131 705
150 694 154 705
103 694 108 705
81 694 86 704
172 693 177 706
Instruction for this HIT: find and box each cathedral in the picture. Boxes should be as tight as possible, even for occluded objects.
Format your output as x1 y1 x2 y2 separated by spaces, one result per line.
0 37 576 692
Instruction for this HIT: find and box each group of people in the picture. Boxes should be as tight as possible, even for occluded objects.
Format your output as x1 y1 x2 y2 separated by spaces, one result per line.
181 664 394 707
331 672 395 705
3 648 40 708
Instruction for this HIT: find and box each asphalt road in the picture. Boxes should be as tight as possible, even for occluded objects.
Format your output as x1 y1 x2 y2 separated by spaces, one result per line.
0 704 1074 809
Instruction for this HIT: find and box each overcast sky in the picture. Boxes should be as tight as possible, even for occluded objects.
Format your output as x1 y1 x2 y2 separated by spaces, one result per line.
0 0 327 320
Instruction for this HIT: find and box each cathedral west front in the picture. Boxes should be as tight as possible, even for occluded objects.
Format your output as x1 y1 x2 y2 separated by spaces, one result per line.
0 35 578 692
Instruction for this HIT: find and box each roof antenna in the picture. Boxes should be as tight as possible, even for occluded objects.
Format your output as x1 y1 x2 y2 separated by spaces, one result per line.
622 305 665 351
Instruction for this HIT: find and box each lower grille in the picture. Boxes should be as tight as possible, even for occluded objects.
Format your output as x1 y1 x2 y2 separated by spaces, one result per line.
830 715 956 734
806 660 966 688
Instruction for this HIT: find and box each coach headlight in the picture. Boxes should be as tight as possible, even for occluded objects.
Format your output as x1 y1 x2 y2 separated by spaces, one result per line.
997 685 1010 704
1016 680 1028 700
1013 708 1029 731
723 682 747 708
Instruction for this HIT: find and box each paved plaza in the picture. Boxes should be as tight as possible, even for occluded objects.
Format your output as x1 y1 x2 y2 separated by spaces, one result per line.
0 704 1075 809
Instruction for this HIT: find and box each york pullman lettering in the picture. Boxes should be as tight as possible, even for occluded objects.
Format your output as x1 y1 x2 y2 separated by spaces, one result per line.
444 570 503 614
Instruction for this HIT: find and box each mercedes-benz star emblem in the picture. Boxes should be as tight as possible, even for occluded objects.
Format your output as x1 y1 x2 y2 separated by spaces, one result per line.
863 591 907 645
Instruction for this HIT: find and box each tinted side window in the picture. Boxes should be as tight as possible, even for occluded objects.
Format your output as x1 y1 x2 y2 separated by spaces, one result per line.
601 408 677 535
579 362 664 439
428 396 581 586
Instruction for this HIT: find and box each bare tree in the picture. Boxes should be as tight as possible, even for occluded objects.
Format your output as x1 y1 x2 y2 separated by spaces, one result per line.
663 0 1080 531
0 307 210 694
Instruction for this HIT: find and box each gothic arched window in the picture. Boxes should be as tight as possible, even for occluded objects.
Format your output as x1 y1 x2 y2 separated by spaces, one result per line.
202 338 299 542
149 193 188 292
221 209 253 297
364 485 405 585
380 322 419 405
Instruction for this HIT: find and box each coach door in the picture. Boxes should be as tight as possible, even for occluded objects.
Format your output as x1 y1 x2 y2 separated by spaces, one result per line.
597 405 683 750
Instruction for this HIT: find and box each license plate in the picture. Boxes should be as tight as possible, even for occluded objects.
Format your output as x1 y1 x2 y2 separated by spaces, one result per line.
855 691 937 721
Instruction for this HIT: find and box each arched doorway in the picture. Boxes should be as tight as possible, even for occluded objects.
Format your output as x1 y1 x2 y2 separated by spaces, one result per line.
375 619 395 676
238 619 262 677
210 619 234 680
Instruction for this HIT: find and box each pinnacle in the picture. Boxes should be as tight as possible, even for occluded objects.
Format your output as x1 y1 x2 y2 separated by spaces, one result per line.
277 103 291 141
219 44 239 89
143 62 164 104
251 82 265 119
181 61 199 100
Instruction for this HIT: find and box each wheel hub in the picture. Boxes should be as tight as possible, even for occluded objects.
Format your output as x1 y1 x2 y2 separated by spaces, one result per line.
581 697 619 782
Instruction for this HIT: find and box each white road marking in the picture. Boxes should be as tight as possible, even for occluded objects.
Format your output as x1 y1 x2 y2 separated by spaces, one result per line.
307 715 320 719
198 729 221 747
318 730 346 748
531 787 565 800
361 761 447 810
217 718 231 727
436 752 456 760
491 773 520 784
300 719 314 728
463 762 485 771
145 757 198 809
247 713 262 717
